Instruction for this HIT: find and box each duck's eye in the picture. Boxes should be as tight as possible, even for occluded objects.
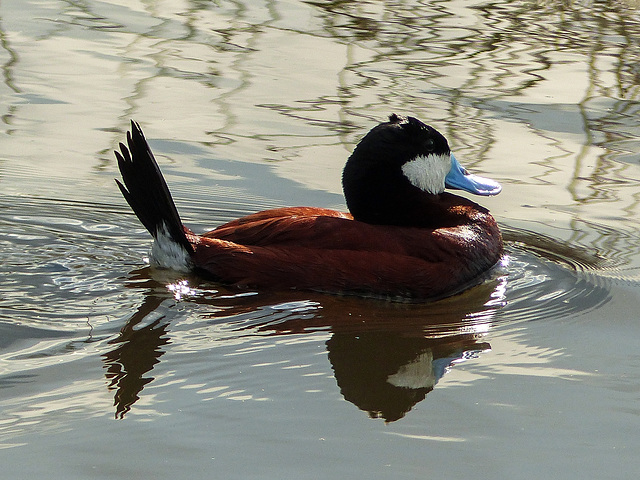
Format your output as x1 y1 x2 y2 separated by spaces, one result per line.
423 138 435 152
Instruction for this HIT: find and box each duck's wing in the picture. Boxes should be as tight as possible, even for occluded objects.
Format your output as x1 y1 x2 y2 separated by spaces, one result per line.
202 207 352 247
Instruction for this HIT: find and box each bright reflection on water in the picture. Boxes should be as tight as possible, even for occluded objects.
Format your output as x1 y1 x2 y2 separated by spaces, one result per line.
1 0 640 478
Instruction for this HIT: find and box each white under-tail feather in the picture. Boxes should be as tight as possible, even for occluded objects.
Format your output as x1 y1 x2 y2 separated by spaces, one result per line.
150 223 193 272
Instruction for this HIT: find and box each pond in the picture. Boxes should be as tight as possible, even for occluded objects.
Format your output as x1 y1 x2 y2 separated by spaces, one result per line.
1 0 640 478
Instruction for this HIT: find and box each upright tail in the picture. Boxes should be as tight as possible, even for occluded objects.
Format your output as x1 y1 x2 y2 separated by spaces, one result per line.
115 121 194 270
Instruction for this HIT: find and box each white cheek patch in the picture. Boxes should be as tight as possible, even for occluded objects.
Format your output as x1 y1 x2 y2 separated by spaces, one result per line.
401 153 451 194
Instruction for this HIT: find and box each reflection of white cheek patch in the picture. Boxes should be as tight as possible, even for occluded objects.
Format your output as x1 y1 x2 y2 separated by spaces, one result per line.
401 153 450 194
386 351 436 390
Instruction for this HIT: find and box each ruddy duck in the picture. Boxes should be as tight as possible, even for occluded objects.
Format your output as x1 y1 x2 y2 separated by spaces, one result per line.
116 114 502 300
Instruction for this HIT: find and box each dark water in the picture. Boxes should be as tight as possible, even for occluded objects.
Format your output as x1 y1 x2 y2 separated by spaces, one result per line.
2 0 640 478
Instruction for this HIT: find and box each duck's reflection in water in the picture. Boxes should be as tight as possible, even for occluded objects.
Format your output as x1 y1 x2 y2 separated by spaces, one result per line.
102 295 169 419
103 268 505 420
327 332 489 422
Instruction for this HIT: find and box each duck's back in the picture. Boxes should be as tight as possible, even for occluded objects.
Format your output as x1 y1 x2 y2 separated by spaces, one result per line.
188 201 502 300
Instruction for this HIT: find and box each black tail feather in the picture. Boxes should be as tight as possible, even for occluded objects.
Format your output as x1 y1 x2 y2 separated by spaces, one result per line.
115 121 194 255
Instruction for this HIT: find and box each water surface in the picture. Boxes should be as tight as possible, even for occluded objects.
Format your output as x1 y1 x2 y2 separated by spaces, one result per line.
1 0 640 478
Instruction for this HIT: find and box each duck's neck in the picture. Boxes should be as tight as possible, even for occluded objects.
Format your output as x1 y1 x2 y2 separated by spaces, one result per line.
343 167 484 228
349 188 480 228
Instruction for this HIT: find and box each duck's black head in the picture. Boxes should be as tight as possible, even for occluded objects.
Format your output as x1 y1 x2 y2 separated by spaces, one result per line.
342 114 501 227
342 114 452 226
